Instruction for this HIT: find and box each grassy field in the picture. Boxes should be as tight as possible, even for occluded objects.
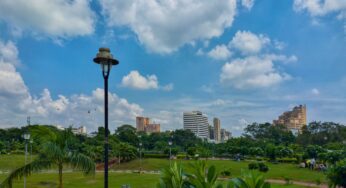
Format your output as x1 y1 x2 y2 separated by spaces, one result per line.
0 155 326 187
111 158 327 183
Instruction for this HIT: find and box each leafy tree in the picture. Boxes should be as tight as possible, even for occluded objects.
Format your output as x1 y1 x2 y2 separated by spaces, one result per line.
326 159 346 188
115 124 138 146
0 127 95 188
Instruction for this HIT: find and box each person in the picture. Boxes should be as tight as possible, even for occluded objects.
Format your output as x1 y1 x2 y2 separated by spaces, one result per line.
306 159 311 169
310 158 316 170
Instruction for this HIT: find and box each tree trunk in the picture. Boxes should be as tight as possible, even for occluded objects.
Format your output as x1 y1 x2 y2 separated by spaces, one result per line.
59 164 63 188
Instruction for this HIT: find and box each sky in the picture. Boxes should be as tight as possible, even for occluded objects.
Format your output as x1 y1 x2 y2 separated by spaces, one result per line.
0 0 345 136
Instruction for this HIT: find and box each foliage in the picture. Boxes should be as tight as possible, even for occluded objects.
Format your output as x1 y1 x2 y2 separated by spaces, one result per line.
185 161 223 188
248 162 269 173
326 159 346 188
157 162 187 188
0 127 95 188
231 170 270 188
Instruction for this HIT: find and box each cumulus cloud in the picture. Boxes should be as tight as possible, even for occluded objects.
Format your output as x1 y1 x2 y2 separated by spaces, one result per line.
0 40 143 130
162 83 174 91
207 44 232 60
294 0 346 16
220 56 291 89
121 70 159 90
0 0 95 38
311 88 320 95
241 0 255 10
100 0 237 53
229 30 270 54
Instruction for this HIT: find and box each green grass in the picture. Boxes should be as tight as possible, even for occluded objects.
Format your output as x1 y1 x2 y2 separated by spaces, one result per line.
112 158 327 183
0 155 326 187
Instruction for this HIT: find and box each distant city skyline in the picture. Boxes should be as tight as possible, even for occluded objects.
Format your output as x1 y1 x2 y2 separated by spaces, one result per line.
0 1 345 136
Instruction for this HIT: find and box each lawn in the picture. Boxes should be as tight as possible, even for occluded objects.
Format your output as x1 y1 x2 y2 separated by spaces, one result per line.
0 155 326 187
111 158 327 183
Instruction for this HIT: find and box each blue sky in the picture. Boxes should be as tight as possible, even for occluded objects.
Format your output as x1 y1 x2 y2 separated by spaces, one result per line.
0 0 345 136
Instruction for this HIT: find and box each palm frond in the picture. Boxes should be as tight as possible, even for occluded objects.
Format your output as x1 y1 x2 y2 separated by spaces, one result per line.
0 158 53 188
68 152 96 175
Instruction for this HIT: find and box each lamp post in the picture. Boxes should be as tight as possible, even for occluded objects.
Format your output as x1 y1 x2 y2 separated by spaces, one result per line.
23 133 30 188
139 141 142 173
93 48 119 188
168 141 172 166
30 140 33 162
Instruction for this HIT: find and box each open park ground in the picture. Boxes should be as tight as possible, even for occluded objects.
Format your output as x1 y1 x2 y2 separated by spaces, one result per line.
0 155 327 188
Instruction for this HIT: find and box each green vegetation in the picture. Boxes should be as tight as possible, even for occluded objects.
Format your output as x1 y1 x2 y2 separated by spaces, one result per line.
1 127 95 188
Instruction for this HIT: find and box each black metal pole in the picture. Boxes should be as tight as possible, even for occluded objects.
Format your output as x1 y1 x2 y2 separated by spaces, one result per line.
104 75 109 188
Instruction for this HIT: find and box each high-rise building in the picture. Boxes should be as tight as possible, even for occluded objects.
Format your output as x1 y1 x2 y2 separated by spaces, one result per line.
221 128 231 142
209 125 214 140
273 105 307 132
145 123 160 133
136 116 160 133
136 116 150 132
183 111 209 139
213 118 221 143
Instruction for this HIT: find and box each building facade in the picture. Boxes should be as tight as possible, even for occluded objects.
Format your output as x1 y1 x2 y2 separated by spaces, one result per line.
273 105 307 132
136 116 160 133
145 123 161 133
213 118 221 143
71 126 87 135
220 128 231 142
183 111 209 139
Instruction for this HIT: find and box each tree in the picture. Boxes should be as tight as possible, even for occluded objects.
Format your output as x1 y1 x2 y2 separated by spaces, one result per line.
0 127 95 188
115 124 138 146
326 159 346 188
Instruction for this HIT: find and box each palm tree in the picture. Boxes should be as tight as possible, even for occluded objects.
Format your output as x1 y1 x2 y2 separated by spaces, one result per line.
230 171 270 188
157 162 187 188
0 127 95 188
186 160 223 188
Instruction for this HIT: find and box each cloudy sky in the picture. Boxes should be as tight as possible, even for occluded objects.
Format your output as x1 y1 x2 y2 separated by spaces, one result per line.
0 0 345 136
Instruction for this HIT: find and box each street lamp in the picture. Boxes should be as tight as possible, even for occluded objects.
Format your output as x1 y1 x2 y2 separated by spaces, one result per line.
139 142 142 173
168 141 172 166
30 140 33 162
23 132 30 188
93 47 119 188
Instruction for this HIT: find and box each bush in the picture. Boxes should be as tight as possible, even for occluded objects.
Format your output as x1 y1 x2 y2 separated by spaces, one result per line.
248 162 269 172
220 169 231 177
248 162 258 170
326 159 346 187
258 162 269 173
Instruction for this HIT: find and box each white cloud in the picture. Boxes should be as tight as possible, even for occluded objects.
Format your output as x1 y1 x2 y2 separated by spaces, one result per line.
100 0 237 53
220 56 291 89
162 83 174 91
0 40 20 66
293 0 346 16
241 0 255 10
207 44 232 60
0 40 143 131
0 0 95 38
121 70 159 90
201 85 213 93
229 30 270 54
312 88 320 95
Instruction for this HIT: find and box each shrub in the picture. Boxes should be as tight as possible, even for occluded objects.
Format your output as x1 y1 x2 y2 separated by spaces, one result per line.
143 153 167 158
220 169 231 177
277 157 298 163
248 162 258 170
326 159 346 188
258 162 269 173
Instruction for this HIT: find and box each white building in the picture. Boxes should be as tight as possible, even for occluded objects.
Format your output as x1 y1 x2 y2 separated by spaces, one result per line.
183 111 209 139
71 126 87 135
